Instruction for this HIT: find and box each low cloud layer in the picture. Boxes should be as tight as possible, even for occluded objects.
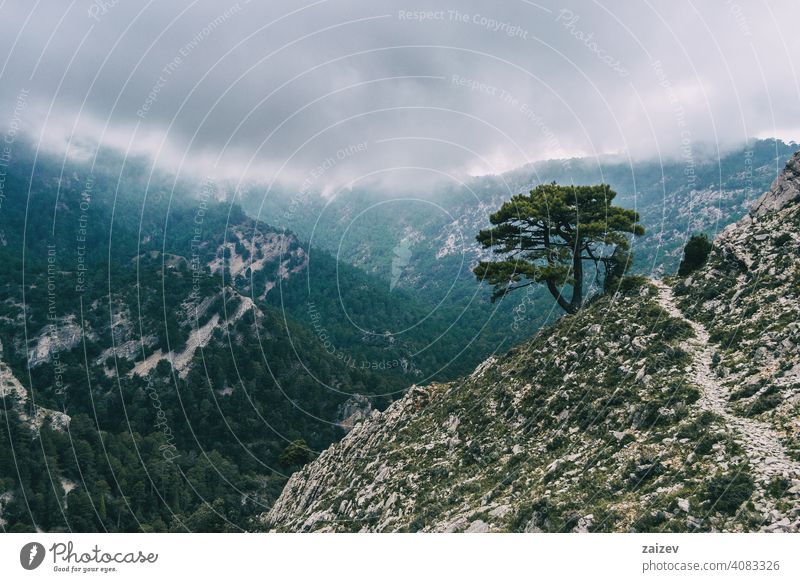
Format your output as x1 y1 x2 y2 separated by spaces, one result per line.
1 0 798 192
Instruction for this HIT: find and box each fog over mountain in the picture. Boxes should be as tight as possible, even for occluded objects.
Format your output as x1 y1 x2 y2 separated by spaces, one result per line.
1 0 798 191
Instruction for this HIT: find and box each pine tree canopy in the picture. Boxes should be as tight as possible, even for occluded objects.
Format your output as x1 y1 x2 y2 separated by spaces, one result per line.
474 183 645 313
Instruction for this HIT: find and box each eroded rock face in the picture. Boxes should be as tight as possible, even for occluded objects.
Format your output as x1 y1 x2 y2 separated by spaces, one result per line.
262 150 800 534
749 151 800 218
337 394 374 432
1 356 70 432
27 315 91 368
208 224 308 300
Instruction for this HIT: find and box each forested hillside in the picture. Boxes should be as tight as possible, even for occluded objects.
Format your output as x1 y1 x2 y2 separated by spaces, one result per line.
0 144 492 532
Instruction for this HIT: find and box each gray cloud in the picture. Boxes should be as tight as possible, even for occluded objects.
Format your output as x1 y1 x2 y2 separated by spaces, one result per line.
1 0 798 191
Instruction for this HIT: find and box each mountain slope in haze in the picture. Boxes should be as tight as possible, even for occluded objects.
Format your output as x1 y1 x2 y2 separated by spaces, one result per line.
240 139 796 373
246 140 796 288
0 144 486 532
0 148 391 532
263 151 800 533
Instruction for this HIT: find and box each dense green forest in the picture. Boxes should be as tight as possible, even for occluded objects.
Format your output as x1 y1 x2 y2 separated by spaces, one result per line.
0 144 484 532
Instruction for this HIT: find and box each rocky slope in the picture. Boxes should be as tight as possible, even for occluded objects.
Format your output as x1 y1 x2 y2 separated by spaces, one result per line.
262 151 800 533
0 349 70 432
673 150 800 529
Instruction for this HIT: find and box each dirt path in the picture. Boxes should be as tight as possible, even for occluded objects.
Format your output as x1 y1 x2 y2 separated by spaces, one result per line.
653 280 800 530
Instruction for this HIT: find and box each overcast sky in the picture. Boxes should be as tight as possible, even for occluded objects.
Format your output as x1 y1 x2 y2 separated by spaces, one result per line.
1 0 798 191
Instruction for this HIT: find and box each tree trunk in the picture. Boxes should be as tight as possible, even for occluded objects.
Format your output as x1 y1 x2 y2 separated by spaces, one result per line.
569 242 583 312
545 279 575 313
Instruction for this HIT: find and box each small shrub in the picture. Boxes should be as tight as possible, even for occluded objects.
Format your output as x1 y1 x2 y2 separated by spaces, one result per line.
618 276 648 293
704 467 754 515
746 386 782 416
511 498 551 532
546 434 568 451
626 456 664 489
730 383 761 401
676 411 717 440
632 510 668 532
278 439 313 467
655 318 694 342
774 232 792 247
695 433 721 456
678 234 713 276
766 476 790 499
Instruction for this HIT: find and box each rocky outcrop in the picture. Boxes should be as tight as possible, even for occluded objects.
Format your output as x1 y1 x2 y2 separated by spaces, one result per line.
1 356 70 432
27 315 94 368
337 394 374 431
208 223 308 299
130 289 262 379
749 151 800 218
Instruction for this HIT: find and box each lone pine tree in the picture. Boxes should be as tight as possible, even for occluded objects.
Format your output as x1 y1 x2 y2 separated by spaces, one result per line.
474 183 644 314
